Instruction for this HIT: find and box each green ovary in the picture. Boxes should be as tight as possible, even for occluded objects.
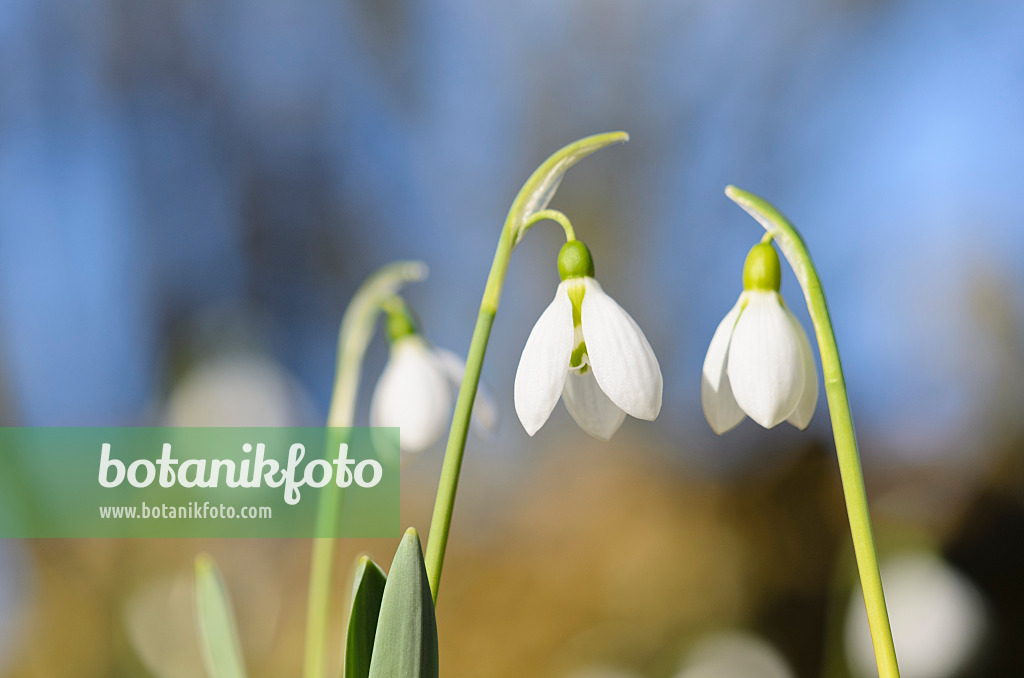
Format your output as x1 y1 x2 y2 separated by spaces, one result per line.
742 241 782 292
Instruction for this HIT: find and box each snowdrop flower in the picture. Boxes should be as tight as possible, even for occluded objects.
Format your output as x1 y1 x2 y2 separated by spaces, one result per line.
515 240 662 440
702 241 818 434
371 301 496 454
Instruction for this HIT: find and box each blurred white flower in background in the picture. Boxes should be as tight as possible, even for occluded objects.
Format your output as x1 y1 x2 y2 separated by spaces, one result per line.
371 334 497 454
673 631 796 678
702 242 817 434
125 555 281 678
163 354 317 427
124 573 205 678
844 552 989 678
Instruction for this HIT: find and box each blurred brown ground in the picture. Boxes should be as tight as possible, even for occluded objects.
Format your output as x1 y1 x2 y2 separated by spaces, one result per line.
11 423 1020 678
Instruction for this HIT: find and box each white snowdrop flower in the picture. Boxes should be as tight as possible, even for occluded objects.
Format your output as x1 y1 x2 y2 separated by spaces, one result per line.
370 304 497 454
514 240 662 440
702 241 818 434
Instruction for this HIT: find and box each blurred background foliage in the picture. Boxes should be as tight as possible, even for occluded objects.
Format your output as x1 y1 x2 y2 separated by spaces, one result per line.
0 0 1022 676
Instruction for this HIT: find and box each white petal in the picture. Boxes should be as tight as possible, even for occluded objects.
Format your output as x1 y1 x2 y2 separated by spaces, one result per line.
701 299 747 434
726 291 804 429
562 370 627 440
370 337 452 453
785 309 818 430
514 284 574 436
433 346 499 435
580 278 662 420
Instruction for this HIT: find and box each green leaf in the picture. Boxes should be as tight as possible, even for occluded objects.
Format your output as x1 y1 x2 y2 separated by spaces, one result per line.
193 554 248 678
509 131 629 244
368 529 439 678
344 556 388 678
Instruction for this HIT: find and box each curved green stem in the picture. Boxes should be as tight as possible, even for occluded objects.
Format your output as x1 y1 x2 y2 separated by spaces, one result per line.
304 261 428 678
521 209 577 242
424 132 629 603
725 185 900 678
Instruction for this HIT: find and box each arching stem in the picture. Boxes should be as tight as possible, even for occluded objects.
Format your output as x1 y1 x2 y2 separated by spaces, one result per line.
725 185 900 678
521 209 577 242
424 132 629 603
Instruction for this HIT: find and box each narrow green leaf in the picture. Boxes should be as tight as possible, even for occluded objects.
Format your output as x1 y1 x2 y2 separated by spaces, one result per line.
368 529 438 678
344 556 388 678
193 554 248 678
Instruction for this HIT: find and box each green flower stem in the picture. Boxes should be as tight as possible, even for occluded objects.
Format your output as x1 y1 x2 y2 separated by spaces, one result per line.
521 209 577 242
725 185 900 678
303 261 428 678
424 132 629 603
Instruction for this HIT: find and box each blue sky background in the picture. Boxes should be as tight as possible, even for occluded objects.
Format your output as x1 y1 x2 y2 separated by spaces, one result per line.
0 0 1021 468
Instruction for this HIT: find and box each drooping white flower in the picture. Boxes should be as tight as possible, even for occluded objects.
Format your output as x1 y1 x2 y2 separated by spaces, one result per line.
371 319 496 454
702 242 818 434
514 240 662 440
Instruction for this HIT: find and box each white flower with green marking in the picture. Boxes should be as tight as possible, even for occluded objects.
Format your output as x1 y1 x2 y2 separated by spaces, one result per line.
371 301 496 454
702 241 818 434
514 240 662 440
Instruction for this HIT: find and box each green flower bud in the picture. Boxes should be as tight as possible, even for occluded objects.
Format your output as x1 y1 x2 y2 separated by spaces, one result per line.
742 242 782 292
557 240 595 281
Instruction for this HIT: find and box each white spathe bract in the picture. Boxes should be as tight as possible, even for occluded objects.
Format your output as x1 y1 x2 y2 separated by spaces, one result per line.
371 335 496 454
702 290 818 434
515 277 662 440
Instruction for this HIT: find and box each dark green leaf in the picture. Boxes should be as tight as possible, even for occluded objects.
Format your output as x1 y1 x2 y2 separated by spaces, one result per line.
344 556 387 678
367 529 439 678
